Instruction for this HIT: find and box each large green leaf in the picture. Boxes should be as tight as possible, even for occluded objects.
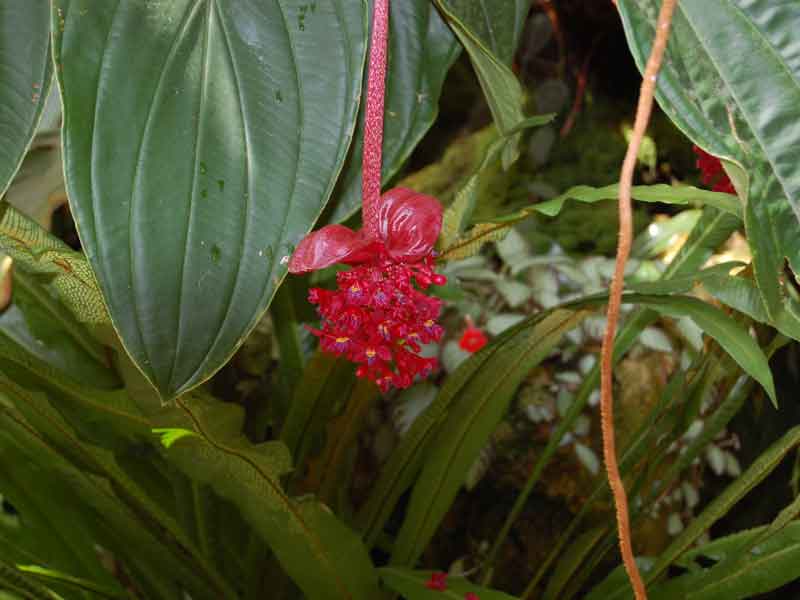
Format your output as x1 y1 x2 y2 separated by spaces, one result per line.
0 1 52 197
617 0 800 321
52 0 368 398
331 0 461 223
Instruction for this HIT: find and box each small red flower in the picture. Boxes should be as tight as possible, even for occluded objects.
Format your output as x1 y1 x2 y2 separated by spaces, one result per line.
458 318 488 353
465 593 480 600
425 571 448 591
693 145 736 194
289 189 447 392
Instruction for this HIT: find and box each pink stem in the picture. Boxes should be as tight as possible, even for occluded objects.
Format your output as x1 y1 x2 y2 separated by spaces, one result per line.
362 0 389 239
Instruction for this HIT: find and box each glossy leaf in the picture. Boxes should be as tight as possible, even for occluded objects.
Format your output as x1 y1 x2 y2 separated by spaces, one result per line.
331 0 461 223
0 1 52 197
380 568 517 600
53 0 367 398
617 0 800 320
432 0 526 168
493 183 742 223
439 0 530 65
391 308 591 566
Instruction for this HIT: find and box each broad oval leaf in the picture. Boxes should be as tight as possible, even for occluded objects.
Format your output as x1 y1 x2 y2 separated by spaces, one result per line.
0 0 52 196
53 0 367 398
617 0 800 319
331 0 461 223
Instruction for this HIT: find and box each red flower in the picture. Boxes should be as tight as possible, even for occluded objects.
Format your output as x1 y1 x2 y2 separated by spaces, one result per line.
425 571 448 591
693 145 736 194
465 593 480 600
289 188 447 392
459 318 488 353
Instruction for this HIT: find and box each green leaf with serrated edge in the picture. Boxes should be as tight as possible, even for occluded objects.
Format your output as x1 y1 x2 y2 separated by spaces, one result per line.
0 204 108 326
617 0 800 321
591 426 800 600
432 0 526 168
380 568 518 600
439 114 555 250
53 0 367 399
439 182 735 262
438 222 512 261
492 183 742 223
0 1 52 198
165 396 380 600
331 0 461 223
390 308 591 566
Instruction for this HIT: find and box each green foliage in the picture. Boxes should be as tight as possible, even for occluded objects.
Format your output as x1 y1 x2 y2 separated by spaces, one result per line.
52 0 368 399
3 2 800 600
0 1 51 198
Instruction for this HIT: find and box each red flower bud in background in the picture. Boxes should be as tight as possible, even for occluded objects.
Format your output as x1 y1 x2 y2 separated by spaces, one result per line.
459 317 488 353
465 593 480 600
693 145 736 194
425 571 448 591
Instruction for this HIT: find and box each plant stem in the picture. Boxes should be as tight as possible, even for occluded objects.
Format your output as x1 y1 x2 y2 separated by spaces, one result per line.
361 0 389 237
601 2 678 599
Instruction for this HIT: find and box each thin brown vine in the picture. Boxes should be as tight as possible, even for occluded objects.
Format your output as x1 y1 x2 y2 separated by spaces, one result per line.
601 1 678 599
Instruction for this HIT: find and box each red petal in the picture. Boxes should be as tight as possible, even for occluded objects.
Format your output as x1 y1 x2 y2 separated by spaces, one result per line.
378 188 442 262
288 225 371 273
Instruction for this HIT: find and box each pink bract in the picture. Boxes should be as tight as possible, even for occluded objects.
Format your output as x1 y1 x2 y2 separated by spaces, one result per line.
288 188 448 392
288 188 442 274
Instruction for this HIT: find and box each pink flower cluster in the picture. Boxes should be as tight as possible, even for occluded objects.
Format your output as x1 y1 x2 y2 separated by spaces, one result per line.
289 188 447 391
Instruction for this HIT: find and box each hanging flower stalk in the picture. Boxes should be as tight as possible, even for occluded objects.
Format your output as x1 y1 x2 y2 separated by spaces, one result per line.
288 0 447 392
